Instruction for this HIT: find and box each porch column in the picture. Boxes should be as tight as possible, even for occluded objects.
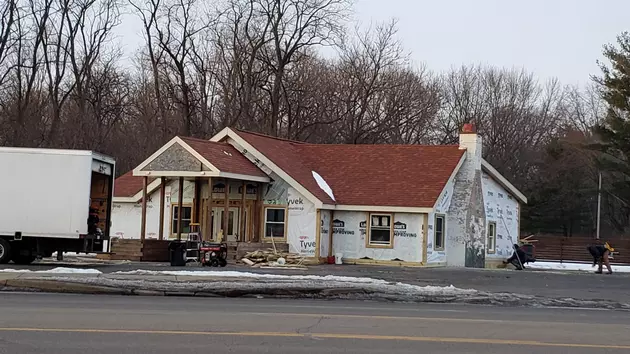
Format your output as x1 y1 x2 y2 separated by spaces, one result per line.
193 178 201 224
222 179 229 242
206 177 213 241
240 181 246 242
140 176 148 243
177 176 184 241
254 182 264 242
158 177 166 240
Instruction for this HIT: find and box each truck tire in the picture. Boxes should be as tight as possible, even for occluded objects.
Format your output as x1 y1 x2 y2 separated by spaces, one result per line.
0 239 10 264
12 254 37 265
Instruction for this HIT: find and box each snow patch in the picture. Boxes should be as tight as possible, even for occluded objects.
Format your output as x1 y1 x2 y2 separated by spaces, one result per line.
528 261 630 273
312 171 335 201
0 267 102 274
114 270 386 283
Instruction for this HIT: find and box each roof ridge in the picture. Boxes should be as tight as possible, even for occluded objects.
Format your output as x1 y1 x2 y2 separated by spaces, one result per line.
233 129 307 144
178 136 227 145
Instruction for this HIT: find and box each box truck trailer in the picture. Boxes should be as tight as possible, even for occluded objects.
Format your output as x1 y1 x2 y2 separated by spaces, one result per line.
0 147 115 264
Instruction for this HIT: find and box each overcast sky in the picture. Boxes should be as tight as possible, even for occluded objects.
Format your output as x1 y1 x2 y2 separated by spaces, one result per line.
116 0 629 86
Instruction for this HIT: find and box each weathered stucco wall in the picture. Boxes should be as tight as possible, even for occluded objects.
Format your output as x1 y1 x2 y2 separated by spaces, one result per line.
482 171 520 259
446 133 486 268
331 211 423 262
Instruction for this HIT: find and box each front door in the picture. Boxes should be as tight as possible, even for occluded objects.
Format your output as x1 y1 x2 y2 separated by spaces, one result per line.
213 207 240 242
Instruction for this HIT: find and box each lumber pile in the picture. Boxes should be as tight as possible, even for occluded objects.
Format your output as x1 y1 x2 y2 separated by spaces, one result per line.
240 249 318 268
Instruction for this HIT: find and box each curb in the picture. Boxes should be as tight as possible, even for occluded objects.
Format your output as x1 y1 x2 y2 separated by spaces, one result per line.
2 279 630 311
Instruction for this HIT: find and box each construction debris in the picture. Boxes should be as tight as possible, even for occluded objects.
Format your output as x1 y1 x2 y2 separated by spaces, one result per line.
240 249 318 268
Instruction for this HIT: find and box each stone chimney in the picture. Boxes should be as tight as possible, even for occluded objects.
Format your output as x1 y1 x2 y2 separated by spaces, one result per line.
459 123 482 170
446 122 486 268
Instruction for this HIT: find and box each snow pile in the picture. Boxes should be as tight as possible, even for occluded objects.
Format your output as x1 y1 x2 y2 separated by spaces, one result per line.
0 267 102 274
528 261 630 273
111 270 477 297
312 171 335 201
114 270 390 284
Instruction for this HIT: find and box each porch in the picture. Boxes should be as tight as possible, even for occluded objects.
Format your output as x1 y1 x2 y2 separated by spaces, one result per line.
117 136 280 261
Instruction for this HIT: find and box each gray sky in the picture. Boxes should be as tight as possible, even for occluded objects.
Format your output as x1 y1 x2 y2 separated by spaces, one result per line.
354 0 628 86
116 0 629 86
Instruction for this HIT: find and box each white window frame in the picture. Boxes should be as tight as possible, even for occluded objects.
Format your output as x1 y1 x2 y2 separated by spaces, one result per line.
487 221 497 254
368 213 393 247
170 204 193 238
434 214 445 251
264 207 286 239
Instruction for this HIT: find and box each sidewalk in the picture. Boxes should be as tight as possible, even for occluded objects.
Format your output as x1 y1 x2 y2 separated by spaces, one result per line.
1 265 629 310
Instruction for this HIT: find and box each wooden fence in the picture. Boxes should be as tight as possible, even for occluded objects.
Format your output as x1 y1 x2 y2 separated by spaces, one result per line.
532 235 630 264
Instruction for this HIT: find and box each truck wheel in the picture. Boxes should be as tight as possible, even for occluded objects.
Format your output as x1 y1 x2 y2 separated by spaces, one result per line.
12 254 37 265
0 239 11 264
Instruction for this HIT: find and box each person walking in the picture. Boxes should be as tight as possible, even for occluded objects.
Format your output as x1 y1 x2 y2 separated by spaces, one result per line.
587 242 615 274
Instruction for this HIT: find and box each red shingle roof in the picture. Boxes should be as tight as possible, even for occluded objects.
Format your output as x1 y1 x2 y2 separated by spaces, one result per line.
233 130 465 208
113 171 156 198
178 137 266 178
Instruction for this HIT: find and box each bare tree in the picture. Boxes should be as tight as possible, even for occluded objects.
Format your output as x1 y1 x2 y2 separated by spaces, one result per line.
259 0 352 136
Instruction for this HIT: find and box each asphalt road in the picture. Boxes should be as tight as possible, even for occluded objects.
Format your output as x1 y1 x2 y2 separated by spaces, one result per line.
0 293 628 353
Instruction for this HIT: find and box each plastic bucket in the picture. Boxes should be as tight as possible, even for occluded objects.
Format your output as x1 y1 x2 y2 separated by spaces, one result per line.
335 253 343 265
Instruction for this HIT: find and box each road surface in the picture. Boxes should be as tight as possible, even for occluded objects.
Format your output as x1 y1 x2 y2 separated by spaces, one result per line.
0 293 628 353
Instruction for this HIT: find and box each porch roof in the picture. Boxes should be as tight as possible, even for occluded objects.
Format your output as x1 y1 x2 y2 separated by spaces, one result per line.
131 136 269 182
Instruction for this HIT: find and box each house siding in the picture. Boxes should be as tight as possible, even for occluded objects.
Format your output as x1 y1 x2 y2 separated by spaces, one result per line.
331 211 423 262
427 176 454 264
320 210 332 258
482 171 520 259
111 179 195 240
286 187 317 256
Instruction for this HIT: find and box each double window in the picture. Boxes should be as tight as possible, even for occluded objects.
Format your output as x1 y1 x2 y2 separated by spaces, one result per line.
264 207 286 238
368 213 393 246
171 205 192 237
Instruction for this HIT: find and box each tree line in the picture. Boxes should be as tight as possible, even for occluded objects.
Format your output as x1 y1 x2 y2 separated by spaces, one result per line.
0 0 626 237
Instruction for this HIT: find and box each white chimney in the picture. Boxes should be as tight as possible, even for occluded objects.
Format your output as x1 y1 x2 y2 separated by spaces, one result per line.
459 123 482 170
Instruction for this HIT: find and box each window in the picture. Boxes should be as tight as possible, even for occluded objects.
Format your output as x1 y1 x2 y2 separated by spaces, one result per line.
434 214 445 250
171 205 192 236
264 207 285 238
369 214 393 246
487 221 496 254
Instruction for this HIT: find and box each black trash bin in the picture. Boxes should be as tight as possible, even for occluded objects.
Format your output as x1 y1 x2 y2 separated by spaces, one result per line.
168 241 187 266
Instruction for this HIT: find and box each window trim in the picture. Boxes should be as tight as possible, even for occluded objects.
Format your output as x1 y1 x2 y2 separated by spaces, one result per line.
169 203 193 238
366 213 394 249
262 206 287 240
434 214 446 251
487 221 497 254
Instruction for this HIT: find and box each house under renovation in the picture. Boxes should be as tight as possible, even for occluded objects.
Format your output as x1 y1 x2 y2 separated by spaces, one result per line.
111 124 527 268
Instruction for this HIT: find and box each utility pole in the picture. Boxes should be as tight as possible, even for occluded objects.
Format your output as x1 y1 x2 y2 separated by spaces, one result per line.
596 171 602 240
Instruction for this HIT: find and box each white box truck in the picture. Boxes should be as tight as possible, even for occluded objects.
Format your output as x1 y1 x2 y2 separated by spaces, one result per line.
0 147 115 264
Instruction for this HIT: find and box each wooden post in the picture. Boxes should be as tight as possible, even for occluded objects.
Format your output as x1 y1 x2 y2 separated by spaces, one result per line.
140 176 148 243
315 209 321 260
177 177 184 241
211 177 214 240
158 177 166 240
193 178 201 223
329 210 334 257
240 181 246 242
222 179 229 242
254 182 264 242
